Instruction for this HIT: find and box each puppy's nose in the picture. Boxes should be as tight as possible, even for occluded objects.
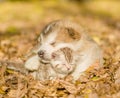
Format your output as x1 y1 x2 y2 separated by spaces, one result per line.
38 50 44 58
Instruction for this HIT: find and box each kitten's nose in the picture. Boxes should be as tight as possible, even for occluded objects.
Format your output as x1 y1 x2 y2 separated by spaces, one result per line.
38 50 44 58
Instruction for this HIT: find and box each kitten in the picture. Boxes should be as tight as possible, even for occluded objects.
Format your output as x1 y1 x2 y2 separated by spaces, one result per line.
24 20 103 80
51 47 76 75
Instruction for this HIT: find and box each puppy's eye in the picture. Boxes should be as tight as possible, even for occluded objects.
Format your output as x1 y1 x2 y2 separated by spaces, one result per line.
50 42 56 46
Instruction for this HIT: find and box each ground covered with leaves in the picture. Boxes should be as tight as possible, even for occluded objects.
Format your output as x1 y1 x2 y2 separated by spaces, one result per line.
0 1 120 98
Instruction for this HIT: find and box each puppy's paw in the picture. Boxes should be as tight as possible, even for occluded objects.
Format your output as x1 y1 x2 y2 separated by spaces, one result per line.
24 55 40 71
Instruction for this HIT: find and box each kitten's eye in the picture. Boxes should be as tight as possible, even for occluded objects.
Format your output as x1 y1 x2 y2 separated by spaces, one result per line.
50 42 56 46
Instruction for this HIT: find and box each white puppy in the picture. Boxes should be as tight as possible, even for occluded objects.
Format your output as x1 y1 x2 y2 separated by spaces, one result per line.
24 20 103 80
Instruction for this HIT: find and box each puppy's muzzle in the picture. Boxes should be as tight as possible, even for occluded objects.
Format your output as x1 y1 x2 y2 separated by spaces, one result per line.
38 50 50 64
38 50 45 58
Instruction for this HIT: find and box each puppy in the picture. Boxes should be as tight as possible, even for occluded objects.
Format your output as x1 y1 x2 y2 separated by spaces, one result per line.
25 20 103 80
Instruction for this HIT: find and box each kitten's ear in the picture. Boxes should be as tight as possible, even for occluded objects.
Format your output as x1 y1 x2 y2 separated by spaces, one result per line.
61 47 73 63
67 28 81 40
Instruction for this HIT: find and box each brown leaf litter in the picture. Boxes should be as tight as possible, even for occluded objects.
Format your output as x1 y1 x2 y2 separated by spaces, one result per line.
0 54 120 98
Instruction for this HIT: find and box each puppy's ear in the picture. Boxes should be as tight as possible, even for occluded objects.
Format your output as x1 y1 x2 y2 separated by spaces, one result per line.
42 22 56 35
67 28 81 40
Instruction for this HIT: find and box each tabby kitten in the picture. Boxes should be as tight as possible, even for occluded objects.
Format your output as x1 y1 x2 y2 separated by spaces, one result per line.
51 47 76 74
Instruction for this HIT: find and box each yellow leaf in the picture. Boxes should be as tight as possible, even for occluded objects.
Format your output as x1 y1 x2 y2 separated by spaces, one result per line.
0 88 5 94
91 76 100 81
6 69 14 74
83 89 92 94
84 94 88 98
92 36 101 44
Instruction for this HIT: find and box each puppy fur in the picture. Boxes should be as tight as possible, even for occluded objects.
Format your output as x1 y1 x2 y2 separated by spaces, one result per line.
24 20 103 80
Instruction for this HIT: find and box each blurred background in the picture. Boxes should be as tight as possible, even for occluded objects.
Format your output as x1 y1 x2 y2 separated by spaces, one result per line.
0 0 120 60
